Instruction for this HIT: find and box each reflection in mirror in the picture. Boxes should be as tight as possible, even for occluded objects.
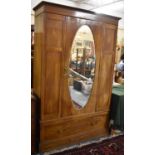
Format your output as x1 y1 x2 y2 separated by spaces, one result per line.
68 25 96 109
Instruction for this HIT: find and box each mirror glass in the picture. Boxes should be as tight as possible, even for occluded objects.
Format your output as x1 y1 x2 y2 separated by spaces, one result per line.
68 25 96 109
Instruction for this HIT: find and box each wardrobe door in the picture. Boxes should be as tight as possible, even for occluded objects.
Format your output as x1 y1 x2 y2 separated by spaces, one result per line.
96 24 118 112
61 17 102 117
41 13 66 121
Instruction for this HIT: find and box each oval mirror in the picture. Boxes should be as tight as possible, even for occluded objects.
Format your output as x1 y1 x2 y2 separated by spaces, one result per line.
68 25 96 109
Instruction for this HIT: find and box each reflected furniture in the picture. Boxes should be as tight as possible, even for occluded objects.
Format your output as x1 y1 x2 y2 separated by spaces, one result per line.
69 25 95 108
33 1 120 152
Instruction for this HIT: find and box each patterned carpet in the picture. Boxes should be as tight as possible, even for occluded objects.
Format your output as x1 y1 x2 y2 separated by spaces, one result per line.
44 134 124 155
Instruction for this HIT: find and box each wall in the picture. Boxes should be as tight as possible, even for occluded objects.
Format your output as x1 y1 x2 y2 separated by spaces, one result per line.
115 28 124 64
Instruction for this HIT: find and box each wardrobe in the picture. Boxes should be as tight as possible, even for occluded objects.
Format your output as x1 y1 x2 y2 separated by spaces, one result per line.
33 1 120 152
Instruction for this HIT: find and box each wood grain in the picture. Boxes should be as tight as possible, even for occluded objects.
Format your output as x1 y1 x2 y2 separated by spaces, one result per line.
40 113 109 151
33 2 119 153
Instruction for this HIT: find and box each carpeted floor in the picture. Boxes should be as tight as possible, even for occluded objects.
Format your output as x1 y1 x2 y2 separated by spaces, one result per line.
43 134 124 155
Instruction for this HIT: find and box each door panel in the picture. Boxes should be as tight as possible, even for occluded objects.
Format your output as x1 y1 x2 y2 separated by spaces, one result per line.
42 13 65 120
61 17 103 117
96 24 117 112
96 54 114 111
44 52 61 117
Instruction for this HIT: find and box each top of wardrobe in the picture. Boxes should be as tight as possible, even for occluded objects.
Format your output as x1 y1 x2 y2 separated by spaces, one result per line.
33 1 120 25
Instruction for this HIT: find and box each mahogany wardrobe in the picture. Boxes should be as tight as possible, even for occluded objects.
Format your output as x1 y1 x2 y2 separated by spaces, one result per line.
33 1 120 152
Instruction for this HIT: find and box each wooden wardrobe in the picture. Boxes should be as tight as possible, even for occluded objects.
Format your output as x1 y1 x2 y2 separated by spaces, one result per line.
33 1 120 152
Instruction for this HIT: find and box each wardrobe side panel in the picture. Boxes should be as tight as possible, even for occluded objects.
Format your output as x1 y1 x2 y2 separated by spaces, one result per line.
42 13 65 120
33 13 44 97
96 24 117 112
